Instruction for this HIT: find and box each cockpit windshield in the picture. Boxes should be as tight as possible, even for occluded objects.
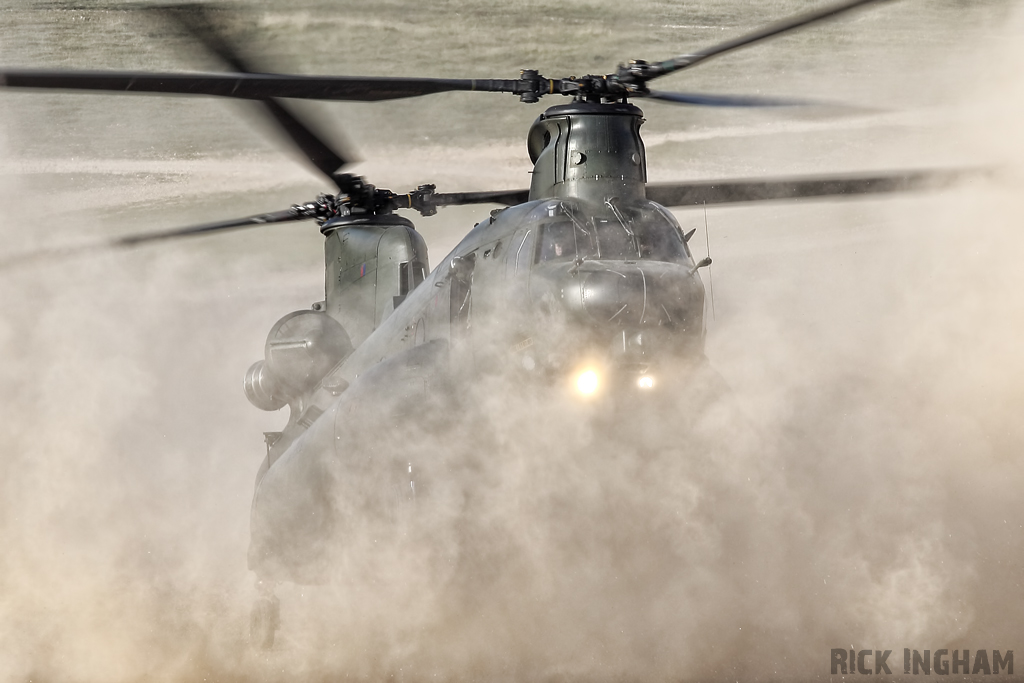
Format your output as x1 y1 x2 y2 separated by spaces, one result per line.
534 201 690 264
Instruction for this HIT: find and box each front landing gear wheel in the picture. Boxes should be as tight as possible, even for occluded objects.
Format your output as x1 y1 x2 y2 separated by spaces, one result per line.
250 595 280 650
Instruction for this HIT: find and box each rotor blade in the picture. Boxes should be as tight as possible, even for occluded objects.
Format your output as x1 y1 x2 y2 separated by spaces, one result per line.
150 4 354 185
150 4 248 73
430 189 531 208
650 0 894 78
645 169 983 207
388 188 529 214
0 208 309 271
260 99 353 186
0 69 514 102
643 90 819 107
113 208 305 246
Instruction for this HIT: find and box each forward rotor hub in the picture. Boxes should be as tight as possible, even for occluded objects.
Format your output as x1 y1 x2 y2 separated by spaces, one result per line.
516 68 650 104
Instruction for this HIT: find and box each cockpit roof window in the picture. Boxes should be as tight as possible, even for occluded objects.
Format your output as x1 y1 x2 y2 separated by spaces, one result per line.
535 203 690 264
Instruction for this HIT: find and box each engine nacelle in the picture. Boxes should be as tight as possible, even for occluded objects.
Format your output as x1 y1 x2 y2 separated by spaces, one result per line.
244 310 354 411
244 360 285 411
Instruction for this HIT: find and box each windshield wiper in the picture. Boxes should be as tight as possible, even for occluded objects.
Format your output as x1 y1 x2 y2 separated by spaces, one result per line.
604 197 640 258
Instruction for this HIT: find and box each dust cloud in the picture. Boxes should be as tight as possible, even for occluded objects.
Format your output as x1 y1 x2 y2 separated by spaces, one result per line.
1 1 1023 682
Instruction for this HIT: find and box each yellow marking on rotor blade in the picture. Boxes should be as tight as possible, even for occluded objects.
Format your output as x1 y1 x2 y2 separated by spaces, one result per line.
549 80 554 94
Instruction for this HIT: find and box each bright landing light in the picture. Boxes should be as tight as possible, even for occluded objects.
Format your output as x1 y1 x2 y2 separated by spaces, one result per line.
576 369 599 395
637 376 654 389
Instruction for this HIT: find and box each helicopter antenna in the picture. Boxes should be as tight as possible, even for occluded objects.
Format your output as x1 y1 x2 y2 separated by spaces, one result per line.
703 201 716 322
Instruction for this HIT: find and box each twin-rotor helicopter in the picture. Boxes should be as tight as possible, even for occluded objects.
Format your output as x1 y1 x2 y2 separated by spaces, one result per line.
0 0 974 648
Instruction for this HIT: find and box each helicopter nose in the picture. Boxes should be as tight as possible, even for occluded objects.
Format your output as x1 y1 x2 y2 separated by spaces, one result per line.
574 262 702 331
581 268 647 326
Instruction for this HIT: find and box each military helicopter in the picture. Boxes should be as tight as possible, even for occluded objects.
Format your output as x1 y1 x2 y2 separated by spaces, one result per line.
0 0 976 648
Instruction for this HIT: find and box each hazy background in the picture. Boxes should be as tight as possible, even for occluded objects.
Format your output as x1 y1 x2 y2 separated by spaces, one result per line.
0 0 1022 681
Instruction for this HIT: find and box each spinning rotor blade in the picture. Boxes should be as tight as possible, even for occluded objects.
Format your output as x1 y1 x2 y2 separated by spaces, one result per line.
114 208 305 246
152 4 353 187
0 70 507 102
0 0 908 108
644 90 819 107
417 189 530 209
645 168 979 208
647 0 895 79
0 208 309 271
434 189 531 207
260 99 352 187
151 4 248 73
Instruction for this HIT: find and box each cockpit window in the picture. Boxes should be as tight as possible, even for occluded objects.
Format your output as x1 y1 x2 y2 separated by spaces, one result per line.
535 202 690 264
536 220 593 262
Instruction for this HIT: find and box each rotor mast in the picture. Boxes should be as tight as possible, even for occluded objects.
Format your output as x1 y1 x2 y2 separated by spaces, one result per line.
527 102 647 205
